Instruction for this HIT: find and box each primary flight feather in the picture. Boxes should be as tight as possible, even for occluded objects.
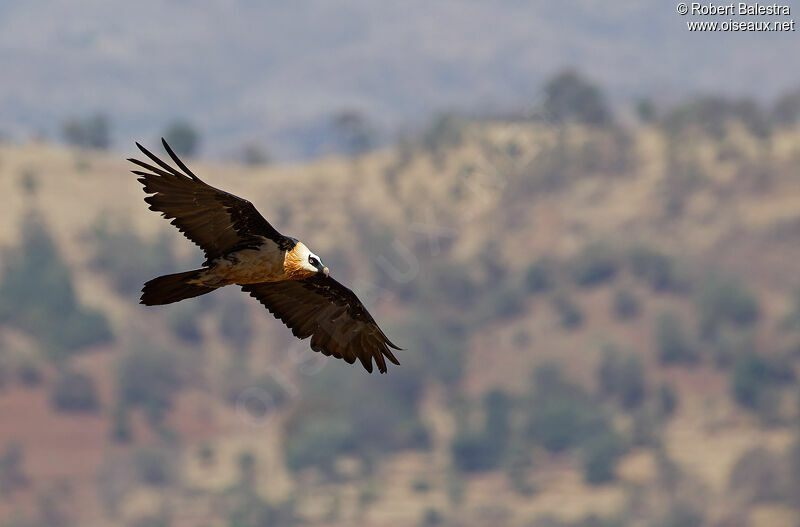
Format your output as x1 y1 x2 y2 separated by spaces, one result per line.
130 139 401 373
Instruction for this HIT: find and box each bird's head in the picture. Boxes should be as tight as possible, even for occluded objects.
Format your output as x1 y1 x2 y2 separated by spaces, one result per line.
285 241 329 279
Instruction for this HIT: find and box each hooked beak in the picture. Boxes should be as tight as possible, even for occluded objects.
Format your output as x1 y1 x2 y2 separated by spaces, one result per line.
322 266 329 277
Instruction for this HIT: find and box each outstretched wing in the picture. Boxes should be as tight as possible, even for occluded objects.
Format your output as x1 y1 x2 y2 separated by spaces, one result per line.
242 276 401 373
129 139 294 262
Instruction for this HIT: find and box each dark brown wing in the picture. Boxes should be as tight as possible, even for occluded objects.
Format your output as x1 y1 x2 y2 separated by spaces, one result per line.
242 276 401 373
129 138 294 262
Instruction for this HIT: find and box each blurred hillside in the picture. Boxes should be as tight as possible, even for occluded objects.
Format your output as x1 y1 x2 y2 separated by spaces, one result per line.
2 1 800 158
2 81 800 527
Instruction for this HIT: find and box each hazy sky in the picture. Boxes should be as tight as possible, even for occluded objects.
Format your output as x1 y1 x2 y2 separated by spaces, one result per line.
1 0 798 158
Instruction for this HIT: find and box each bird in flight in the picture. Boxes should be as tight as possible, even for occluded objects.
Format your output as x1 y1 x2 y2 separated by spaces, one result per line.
129 139 401 373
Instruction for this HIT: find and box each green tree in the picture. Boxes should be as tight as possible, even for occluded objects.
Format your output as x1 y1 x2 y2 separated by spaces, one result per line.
219 296 253 350
571 242 619 287
332 109 375 156
697 275 759 338
582 431 624 485
117 345 182 425
134 448 174 486
552 295 584 330
422 113 466 154
662 95 769 139
89 216 177 295
728 447 787 503
730 353 794 417
0 211 112 358
0 442 27 494
772 87 800 127
628 246 684 292
451 390 512 472
162 120 201 157
612 288 641 320
636 98 657 123
655 312 698 364
526 364 615 453
240 143 271 166
284 360 429 477
525 258 557 293
50 371 100 413
597 347 646 409
62 112 111 149
542 70 612 126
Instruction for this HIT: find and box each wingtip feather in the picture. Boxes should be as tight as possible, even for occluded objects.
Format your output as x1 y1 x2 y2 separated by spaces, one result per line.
161 137 200 181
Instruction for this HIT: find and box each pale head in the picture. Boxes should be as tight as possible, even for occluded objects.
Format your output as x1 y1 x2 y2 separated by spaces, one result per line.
284 241 329 279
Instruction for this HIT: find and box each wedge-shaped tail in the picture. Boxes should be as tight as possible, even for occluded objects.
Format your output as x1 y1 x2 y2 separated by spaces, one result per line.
140 269 216 305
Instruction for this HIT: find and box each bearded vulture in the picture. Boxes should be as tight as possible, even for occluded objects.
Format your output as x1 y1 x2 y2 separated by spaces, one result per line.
129 139 401 373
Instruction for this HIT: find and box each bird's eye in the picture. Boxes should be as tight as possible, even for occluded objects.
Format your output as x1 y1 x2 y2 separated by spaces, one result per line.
309 256 317 265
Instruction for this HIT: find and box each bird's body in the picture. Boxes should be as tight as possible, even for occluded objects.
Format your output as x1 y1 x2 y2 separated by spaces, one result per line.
129 139 400 373
199 240 288 285
193 239 314 286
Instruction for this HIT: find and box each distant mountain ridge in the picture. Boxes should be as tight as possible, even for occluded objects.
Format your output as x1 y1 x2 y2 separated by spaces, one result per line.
1 0 798 158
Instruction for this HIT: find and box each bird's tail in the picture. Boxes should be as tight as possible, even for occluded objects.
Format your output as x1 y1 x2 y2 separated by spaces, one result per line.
140 269 217 306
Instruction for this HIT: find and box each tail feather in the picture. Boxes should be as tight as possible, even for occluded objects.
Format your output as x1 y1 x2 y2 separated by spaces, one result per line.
140 269 217 305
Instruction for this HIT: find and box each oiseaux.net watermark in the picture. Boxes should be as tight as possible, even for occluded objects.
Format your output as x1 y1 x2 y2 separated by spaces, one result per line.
677 2 796 31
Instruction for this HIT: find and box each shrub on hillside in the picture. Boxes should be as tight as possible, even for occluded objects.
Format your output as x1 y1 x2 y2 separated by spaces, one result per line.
530 514 624 527
225 370 290 416
582 431 625 485
552 295 584 330
224 487 297 527
166 302 203 345
652 506 704 527
219 296 253 350
0 211 113 358
129 515 171 527
451 429 502 473
662 145 708 218
111 403 132 443
62 112 111 150
16 357 43 386
162 120 200 157
89 216 178 295
117 345 182 425
541 70 613 127
395 313 467 388
628 246 685 292
0 442 27 495
134 448 175 487
284 361 429 477
571 242 619 287
525 258 557 293
0 357 6 391
772 87 800 127
50 371 100 413
779 288 800 331
526 364 615 453
790 436 800 499
657 383 679 418
422 113 466 154
285 415 354 475
730 353 794 418
728 447 788 503
505 438 535 496
612 287 641 320
240 143 271 166
696 275 759 338
661 95 769 139
597 346 646 409
331 109 375 156
451 390 512 472
655 312 698 365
